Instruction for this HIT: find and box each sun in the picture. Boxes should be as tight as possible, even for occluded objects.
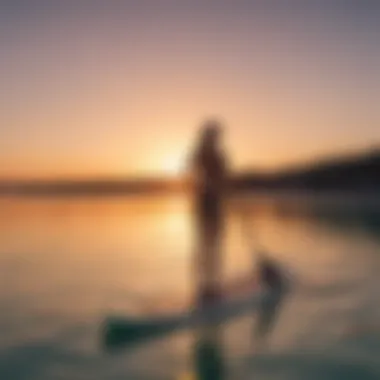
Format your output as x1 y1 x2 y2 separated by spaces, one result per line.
162 154 183 177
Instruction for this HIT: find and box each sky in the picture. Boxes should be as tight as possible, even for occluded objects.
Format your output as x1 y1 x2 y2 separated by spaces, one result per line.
1 1 379 179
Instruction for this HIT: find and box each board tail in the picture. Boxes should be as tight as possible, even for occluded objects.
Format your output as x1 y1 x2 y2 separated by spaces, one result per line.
102 316 182 350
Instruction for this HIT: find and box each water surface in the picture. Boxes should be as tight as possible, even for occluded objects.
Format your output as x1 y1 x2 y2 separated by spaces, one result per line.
0 194 379 380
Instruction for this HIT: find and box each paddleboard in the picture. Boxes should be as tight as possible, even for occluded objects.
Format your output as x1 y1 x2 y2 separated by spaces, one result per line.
102 282 275 350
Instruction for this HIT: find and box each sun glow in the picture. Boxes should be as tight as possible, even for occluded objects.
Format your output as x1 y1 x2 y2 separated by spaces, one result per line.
161 154 184 177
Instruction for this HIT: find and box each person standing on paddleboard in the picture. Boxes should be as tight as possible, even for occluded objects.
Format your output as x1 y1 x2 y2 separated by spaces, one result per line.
190 119 228 306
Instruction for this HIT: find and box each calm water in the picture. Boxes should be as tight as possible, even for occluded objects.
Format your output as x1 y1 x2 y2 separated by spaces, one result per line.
0 194 380 380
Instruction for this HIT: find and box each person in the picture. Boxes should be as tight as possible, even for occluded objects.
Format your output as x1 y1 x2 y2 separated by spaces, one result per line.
190 119 228 307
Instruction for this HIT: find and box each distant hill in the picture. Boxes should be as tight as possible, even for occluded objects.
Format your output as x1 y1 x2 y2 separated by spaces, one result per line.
233 148 380 192
275 148 380 191
0 178 186 196
1 148 379 196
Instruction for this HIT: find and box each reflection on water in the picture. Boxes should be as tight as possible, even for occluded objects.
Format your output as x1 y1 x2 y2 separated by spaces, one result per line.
193 325 225 380
0 193 380 379
253 287 287 349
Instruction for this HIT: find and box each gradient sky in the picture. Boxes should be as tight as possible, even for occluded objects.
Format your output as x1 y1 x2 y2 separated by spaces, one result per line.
1 1 379 179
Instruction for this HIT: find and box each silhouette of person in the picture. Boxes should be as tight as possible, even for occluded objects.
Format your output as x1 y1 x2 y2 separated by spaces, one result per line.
190 119 228 307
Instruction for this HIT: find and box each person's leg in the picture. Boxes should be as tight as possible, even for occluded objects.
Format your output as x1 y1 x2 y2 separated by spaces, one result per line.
193 196 224 307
